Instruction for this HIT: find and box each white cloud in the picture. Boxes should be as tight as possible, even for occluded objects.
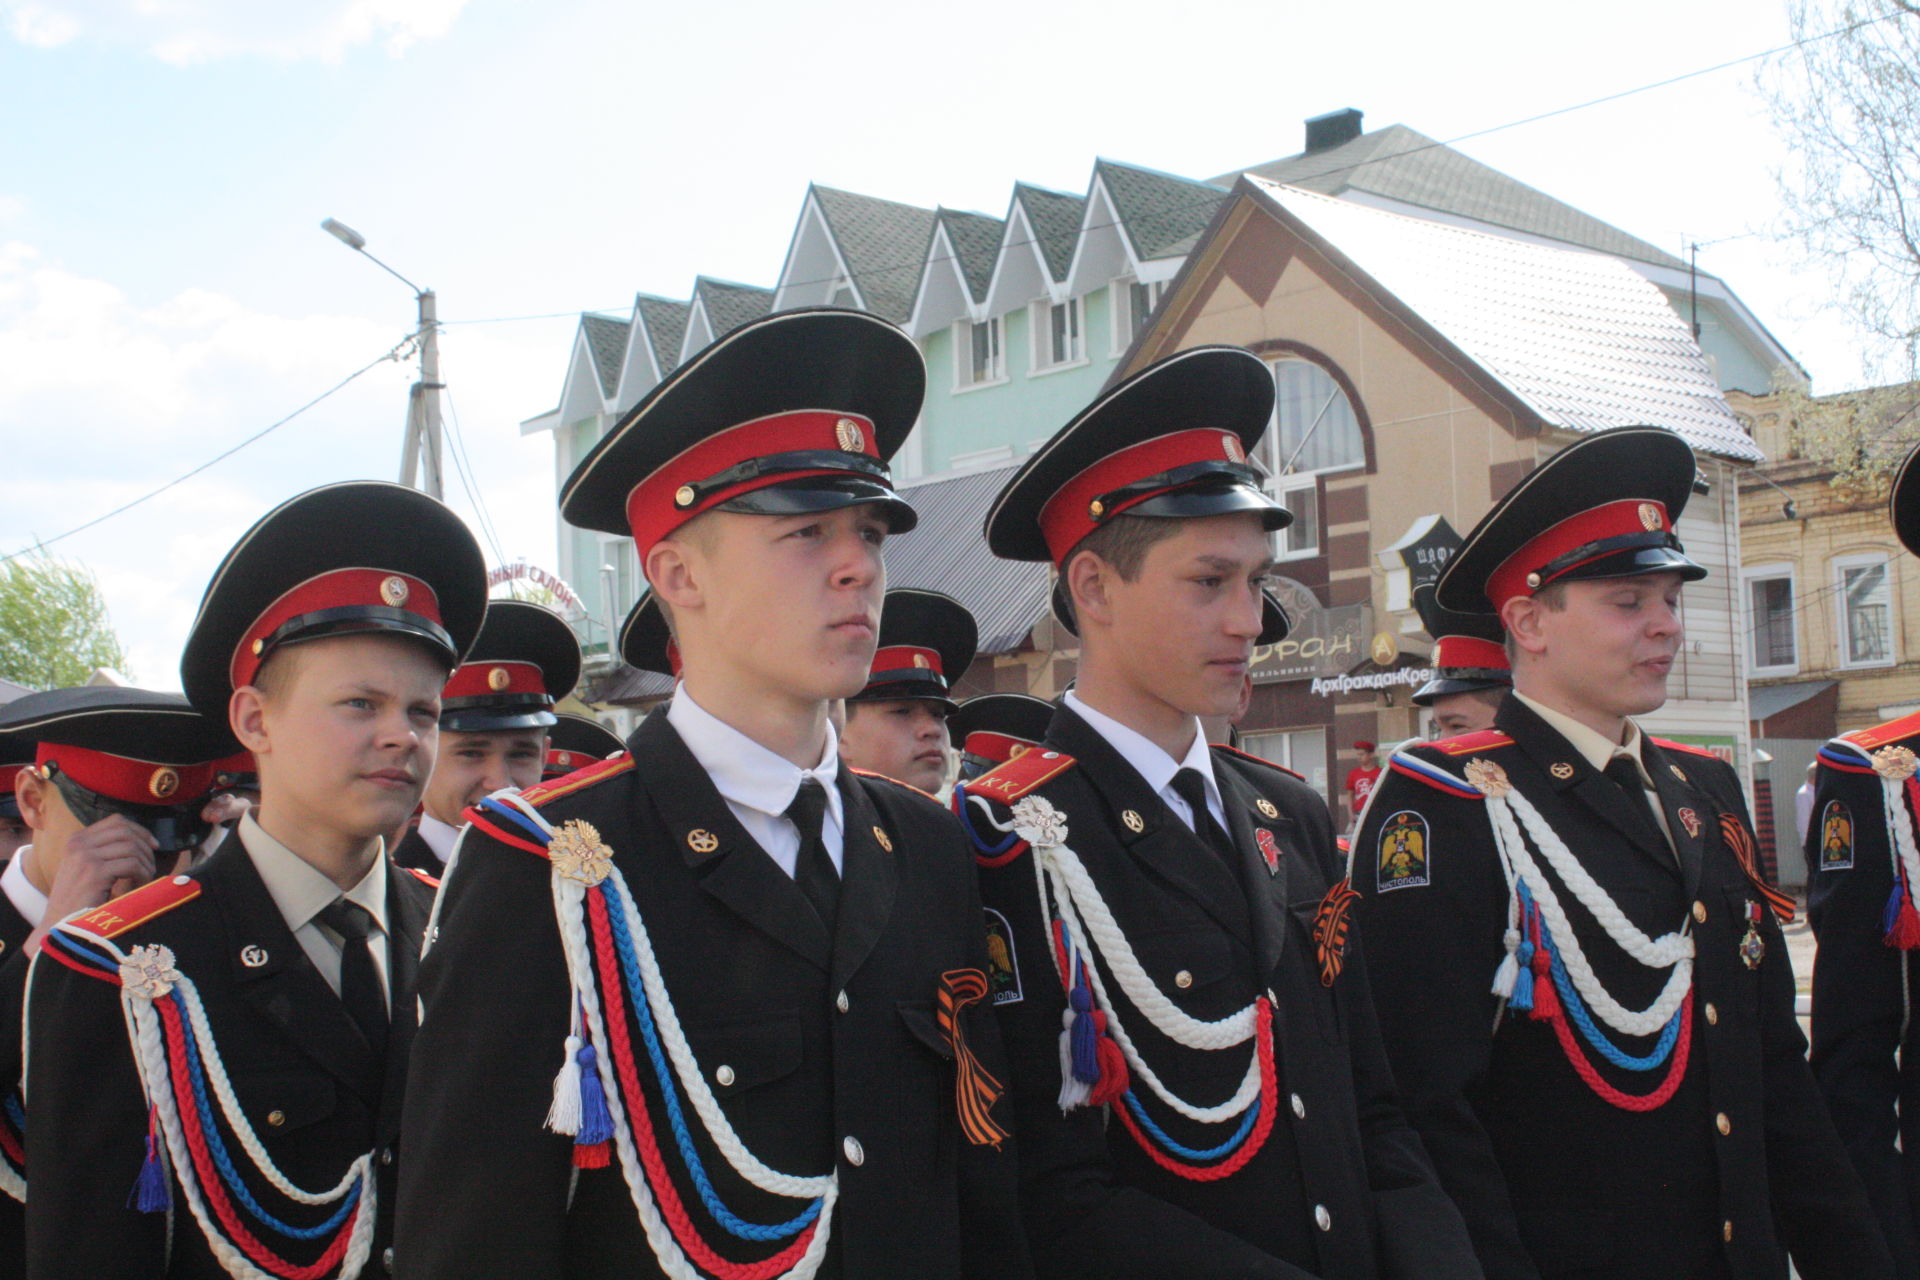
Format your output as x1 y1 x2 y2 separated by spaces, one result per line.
2 0 468 62
0 241 559 691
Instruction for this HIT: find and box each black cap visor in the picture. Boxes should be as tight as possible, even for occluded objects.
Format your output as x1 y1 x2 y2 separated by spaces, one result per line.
1550 542 1706 589
850 675 958 715
717 474 918 534
264 605 460 674
48 769 212 854
440 696 559 735
1412 673 1512 706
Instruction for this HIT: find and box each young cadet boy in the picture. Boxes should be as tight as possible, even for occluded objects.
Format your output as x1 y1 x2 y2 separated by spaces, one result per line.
1806 438 1920 1276
1408 583 1510 738
23 480 487 1280
0 689 237 1278
392 599 581 871
395 309 1028 1280
1354 428 1890 1280
837 587 977 795
964 346 1478 1280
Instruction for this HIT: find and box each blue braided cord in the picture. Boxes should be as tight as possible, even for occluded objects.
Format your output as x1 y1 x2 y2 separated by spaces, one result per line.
1536 929 1682 1071
475 797 550 844
173 990 362 1239
598 883 822 1242
48 929 121 974
5 1092 24 1132
1119 1090 1261 1161
951 786 1019 855
1387 753 1483 799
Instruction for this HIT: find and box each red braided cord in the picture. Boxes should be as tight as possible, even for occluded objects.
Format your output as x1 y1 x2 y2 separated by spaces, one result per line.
972 842 1029 870
1110 999 1279 1182
0 1109 22 1168
584 890 817 1280
156 998 359 1280
1542 992 1694 1112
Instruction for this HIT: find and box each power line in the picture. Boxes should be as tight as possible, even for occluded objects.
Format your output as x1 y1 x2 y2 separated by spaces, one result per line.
1 337 413 564
441 385 510 571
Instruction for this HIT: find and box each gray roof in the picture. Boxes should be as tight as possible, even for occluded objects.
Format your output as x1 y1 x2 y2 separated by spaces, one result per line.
811 185 937 324
938 207 1006 303
585 662 674 707
695 277 774 337
890 465 1049 655
580 314 629 398
1216 124 1685 271
1014 184 1086 282
634 294 690 378
1096 159 1229 261
1749 678 1836 722
1250 181 1760 462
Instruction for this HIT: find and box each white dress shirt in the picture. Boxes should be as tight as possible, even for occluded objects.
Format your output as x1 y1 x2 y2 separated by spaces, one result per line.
416 813 461 864
666 688 845 876
238 814 392 1008
1064 690 1227 833
1 847 47 929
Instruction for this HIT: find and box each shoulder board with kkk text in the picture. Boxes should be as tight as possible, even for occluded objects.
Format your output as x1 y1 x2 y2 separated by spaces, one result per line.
967 748 1076 805
69 874 201 939
519 753 636 809
1841 708 1920 752
1211 743 1304 782
1431 729 1515 756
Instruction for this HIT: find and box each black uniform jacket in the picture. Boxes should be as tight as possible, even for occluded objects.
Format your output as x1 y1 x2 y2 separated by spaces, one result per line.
389 828 438 873
969 706 1479 1280
1807 710 1920 1278
0 878 31 1280
22 838 435 1280
1356 696 1891 1280
393 708 1032 1280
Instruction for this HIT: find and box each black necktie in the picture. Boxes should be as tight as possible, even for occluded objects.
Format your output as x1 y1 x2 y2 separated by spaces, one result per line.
787 779 840 935
318 898 388 1058
1171 768 1235 862
1603 754 1668 849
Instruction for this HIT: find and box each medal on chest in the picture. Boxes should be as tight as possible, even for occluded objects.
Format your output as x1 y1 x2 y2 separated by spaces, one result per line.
1738 901 1766 970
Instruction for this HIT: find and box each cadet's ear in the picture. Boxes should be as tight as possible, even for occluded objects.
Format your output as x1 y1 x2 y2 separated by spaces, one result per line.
646 536 704 614
1501 595 1549 658
230 685 272 755
1065 551 1115 632
13 767 55 834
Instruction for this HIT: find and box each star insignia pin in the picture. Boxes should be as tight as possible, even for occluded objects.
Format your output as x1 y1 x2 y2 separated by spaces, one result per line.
1550 762 1575 780
240 944 269 969
686 828 720 854
1121 809 1145 833
1256 798 1279 819
872 825 892 853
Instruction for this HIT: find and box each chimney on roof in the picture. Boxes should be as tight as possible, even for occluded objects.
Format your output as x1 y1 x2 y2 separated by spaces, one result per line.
1304 108 1364 153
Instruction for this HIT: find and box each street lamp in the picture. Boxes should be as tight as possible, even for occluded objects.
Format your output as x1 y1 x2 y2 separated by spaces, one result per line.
321 218 444 500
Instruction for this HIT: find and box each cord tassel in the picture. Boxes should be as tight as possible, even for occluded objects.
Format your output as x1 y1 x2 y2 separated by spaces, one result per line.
128 1123 170 1213
545 1033 585 1137
574 1041 614 1146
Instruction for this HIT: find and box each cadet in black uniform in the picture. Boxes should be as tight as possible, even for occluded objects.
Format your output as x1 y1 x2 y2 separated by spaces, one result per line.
23 480 487 1280
394 599 581 871
1408 583 1509 738
962 346 1479 1279
0 690 236 1279
950 694 1056 783
1807 438 1920 1278
0 736 30 864
395 308 1030 1279
542 714 624 782
838 588 977 795
1355 428 1890 1280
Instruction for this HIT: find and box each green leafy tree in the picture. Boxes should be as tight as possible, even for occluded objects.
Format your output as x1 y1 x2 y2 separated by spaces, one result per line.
0 551 131 690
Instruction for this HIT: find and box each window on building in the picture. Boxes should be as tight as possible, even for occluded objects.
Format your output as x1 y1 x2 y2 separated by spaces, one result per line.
1837 555 1895 667
1112 278 1165 350
1239 727 1328 804
1035 297 1083 369
1742 567 1797 674
955 317 1004 388
1271 475 1319 560
1263 358 1365 477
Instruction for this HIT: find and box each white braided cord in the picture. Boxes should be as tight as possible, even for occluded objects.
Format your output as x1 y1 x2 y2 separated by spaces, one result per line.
1879 774 1920 906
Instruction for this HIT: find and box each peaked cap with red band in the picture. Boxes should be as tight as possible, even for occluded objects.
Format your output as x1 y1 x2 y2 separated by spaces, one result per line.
1409 582 1511 707
0 687 240 851
180 481 488 718
560 308 924 555
1891 436 1920 559
620 590 678 678
0 730 33 820
985 346 1289 565
851 588 978 713
542 713 624 780
1050 575 1291 646
1434 427 1706 615
441 599 581 734
949 693 1056 779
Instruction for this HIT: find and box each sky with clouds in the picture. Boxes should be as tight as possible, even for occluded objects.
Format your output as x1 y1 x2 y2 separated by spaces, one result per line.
0 0 1893 689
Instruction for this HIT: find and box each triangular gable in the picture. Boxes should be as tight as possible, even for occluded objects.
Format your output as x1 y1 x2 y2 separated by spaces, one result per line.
984 184 1082 315
773 187 862 313
555 316 617 427
679 277 773 365
613 294 690 413
908 207 1007 337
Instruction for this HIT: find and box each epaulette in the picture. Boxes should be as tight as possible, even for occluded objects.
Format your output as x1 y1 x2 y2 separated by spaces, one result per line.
520 753 636 807
69 874 201 939
1842 708 1920 752
404 866 441 889
849 767 937 802
1651 737 1723 762
1211 743 1304 781
1430 729 1515 756
1384 747 1484 801
967 747 1076 805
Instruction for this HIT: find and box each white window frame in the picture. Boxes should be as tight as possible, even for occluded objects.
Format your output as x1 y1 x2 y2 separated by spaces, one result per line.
1263 357 1366 481
952 316 1006 392
1239 727 1328 804
1270 474 1320 561
1741 562 1798 676
1110 276 1165 354
1835 553 1897 670
1030 297 1086 374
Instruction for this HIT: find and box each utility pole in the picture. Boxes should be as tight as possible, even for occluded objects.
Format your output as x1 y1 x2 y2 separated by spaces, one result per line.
322 218 444 500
